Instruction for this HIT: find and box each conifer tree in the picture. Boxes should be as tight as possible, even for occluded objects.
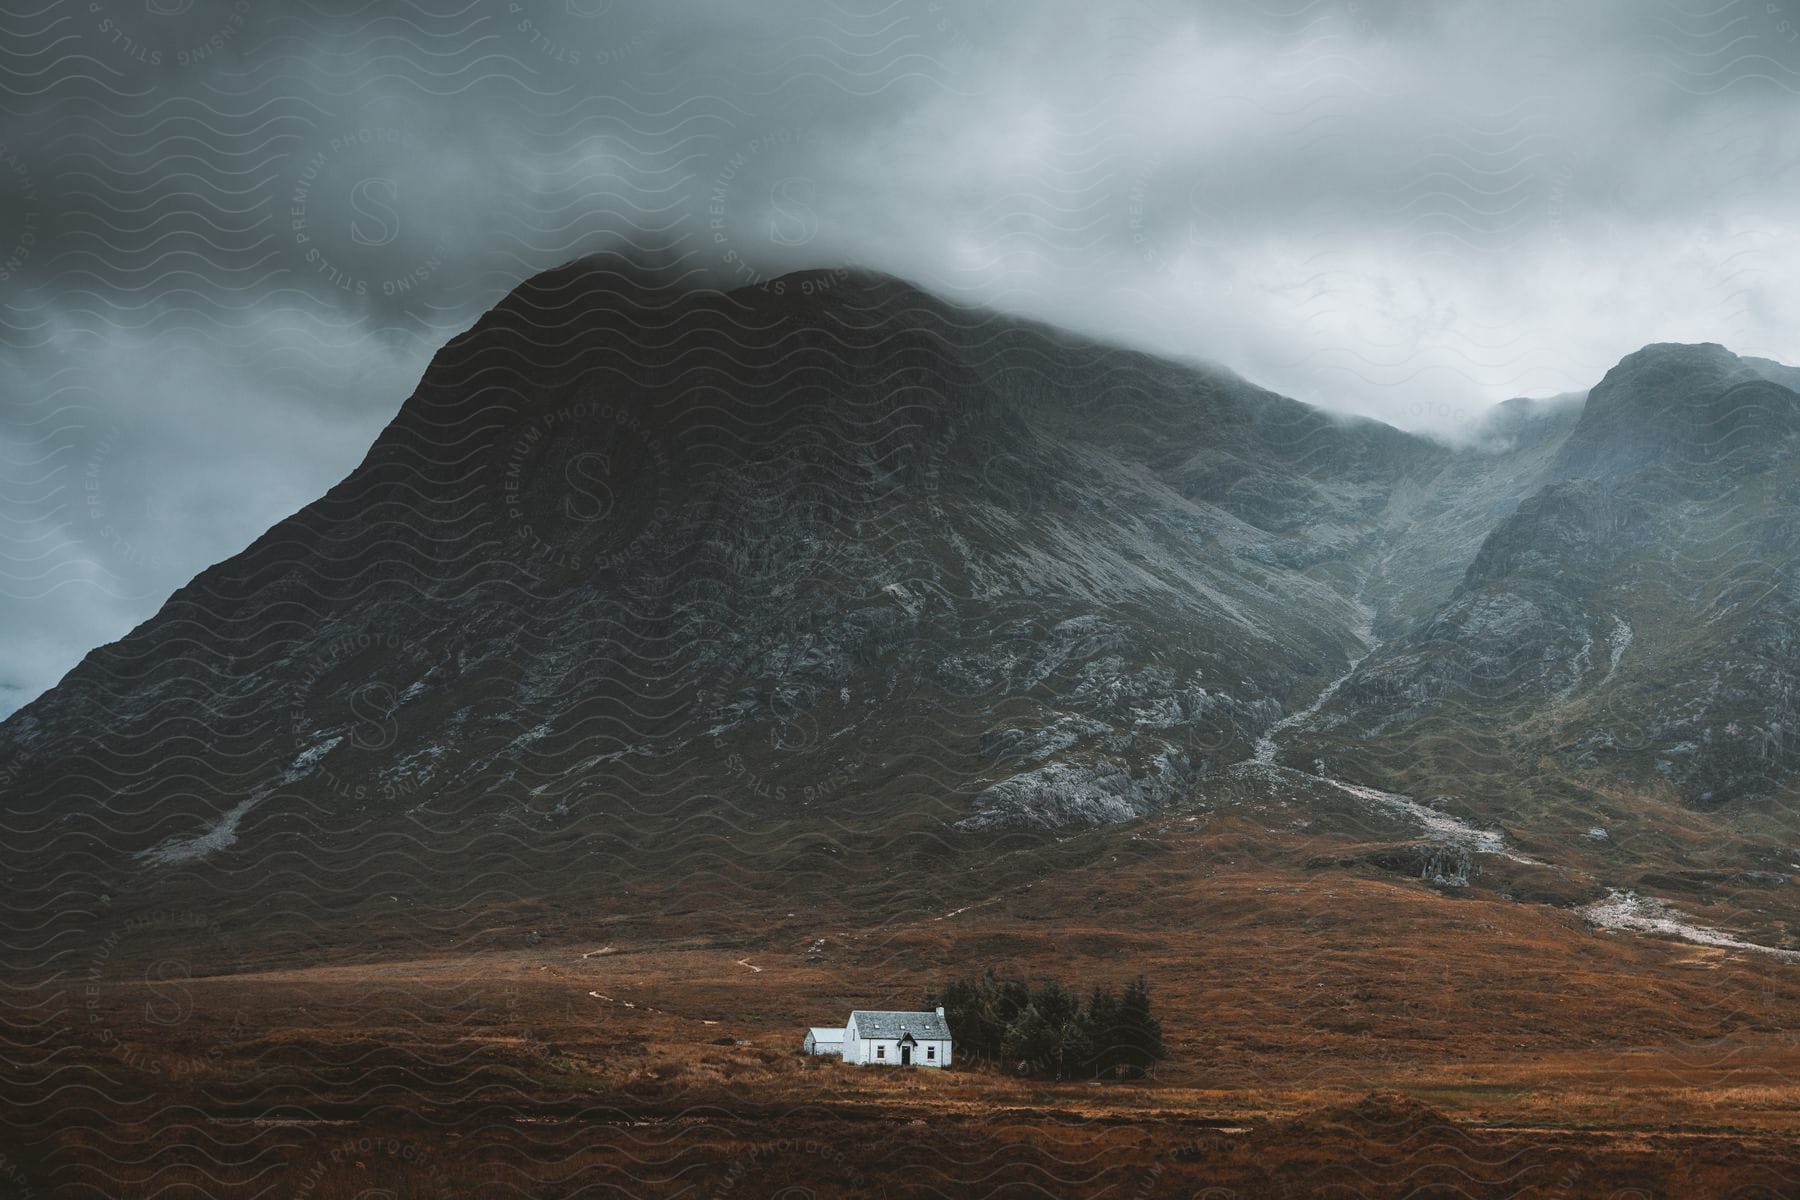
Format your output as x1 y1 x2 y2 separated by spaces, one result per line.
1117 975 1166 1072
1082 982 1122 1075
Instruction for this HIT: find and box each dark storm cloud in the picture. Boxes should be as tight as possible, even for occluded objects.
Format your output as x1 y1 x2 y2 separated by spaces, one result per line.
3 0 1799 715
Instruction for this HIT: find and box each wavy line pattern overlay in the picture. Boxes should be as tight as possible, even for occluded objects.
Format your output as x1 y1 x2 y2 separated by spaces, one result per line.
4 2 1800 1198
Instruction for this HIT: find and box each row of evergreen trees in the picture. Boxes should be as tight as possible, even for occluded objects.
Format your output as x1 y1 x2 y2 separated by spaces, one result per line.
925 972 1166 1079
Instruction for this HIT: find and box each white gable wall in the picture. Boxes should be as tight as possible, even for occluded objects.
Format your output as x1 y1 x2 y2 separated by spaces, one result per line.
841 1016 950 1067
836 1014 952 1067
853 1037 949 1066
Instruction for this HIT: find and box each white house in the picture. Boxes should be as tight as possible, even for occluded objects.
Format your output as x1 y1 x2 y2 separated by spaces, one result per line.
839 1008 952 1068
803 1026 845 1057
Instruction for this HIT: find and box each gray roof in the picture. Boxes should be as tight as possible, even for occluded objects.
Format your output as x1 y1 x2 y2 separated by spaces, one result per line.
848 1010 951 1040
807 1027 845 1040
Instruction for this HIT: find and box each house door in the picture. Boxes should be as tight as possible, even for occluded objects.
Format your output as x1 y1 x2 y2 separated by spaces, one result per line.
900 1045 912 1066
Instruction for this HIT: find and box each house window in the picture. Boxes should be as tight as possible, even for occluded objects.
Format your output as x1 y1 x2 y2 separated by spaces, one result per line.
876 1046 885 1059
927 1047 936 1060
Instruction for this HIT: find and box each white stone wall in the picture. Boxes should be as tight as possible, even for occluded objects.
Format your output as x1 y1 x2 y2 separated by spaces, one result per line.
837 1016 951 1066
849 1037 950 1066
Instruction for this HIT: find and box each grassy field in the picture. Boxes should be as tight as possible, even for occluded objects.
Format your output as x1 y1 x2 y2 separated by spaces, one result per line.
8 814 1800 1198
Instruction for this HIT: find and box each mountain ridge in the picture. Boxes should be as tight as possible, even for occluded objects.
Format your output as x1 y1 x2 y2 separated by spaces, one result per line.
3 261 1797 968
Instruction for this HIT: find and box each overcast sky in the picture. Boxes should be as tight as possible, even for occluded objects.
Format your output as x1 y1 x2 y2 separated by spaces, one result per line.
2 0 1799 717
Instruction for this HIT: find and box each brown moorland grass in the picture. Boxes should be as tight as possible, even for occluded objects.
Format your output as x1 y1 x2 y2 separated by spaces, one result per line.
8 820 1800 1197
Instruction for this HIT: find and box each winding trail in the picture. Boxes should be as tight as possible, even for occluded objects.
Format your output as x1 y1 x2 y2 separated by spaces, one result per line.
1251 603 1377 768
1224 596 1794 961
1236 601 1537 863
1580 890 1800 962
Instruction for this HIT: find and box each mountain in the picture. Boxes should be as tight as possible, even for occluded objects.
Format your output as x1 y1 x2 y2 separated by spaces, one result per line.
2 260 1797 966
1289 342 1800 909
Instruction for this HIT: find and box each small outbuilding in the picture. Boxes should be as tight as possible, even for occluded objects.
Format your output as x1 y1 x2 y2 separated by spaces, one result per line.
803 1026 845 1057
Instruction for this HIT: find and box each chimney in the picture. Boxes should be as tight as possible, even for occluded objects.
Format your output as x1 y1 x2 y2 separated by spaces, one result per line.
936 1006 945 1016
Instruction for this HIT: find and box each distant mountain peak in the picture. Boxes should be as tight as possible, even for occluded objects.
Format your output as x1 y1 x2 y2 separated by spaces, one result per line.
6 258 1798 957
1554 340 1797 478
1588 341 1749 404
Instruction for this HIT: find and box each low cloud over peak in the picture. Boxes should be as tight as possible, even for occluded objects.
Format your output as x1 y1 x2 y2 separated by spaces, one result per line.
2 0 1798 714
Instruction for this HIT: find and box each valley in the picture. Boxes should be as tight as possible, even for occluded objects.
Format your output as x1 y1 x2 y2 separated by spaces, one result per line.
4 261 1799 1196
9 823 1800 1197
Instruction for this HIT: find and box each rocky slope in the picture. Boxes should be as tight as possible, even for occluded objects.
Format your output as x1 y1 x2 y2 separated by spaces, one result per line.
1288 344 1800 901
1 263 1795 956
